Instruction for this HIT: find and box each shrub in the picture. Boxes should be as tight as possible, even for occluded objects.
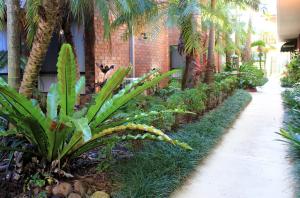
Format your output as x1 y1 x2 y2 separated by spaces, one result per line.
119 95 179 132
281 53 300 87
281 76 296 87
156 78 181 100
282 84 300 109
238 63 266 89
0 44 191 171
167 88 206 114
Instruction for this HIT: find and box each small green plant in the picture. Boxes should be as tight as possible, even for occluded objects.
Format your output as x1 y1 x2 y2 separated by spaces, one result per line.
25 172 49 191
0 44 191 171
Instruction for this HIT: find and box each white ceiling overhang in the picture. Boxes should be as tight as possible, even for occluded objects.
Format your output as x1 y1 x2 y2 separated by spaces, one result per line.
278 0 300 41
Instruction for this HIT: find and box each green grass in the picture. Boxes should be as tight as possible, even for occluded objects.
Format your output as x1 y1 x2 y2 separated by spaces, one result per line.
111 90 252 198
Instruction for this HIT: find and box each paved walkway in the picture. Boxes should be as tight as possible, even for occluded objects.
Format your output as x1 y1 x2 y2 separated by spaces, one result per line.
172 78 294 198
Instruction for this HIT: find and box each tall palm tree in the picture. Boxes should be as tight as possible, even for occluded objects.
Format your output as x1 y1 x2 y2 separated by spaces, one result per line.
204 0 260 83
19 0 61 97
7 0 21 89
160 0 202 89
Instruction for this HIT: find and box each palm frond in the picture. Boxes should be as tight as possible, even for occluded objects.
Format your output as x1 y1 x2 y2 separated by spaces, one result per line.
25 0 42 47
69 0 94 24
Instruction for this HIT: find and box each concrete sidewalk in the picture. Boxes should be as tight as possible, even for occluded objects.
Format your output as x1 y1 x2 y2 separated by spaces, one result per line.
171 78 294 198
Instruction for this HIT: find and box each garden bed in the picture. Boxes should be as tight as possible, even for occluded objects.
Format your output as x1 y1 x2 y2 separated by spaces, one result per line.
280 85 300 196
110 90 252 197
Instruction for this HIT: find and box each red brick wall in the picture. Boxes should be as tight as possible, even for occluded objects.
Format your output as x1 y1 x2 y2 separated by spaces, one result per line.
94 15 130 85
93 14 183 84
134 26 170 77
168 27 180 46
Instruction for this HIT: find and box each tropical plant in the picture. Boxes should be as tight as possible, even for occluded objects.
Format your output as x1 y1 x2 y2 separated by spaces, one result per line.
251 40 266 69
166 0 202 89
167 88 207 114
279 85 300 150
205 0 260 84
238 62 266 89
281 53 300 87
0 44 191 168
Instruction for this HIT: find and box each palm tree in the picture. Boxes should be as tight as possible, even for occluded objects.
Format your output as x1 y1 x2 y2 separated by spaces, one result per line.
204 0 260 83
19 0 61 98
7 0 21 89
251 40 266 69
158 0 202 89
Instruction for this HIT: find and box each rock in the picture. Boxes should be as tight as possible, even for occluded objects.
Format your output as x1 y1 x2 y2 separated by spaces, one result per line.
68 193 81 198
52 182 73 197
12 172 21 180
33 187 40 195
91 191 110 198
73 180 86 196
45 185 53 194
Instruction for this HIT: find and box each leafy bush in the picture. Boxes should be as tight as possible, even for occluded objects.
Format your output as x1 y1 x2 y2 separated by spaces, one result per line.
238 63 266 89
280 84 300 145
0 44 191 170
281 53 300 87
281 76 296 88
167 88 206 114
157 78 181 100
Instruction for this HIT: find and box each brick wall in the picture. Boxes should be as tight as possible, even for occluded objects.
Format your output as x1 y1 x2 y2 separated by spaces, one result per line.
134 26 170 77
94 15 130 86
168 27 180 46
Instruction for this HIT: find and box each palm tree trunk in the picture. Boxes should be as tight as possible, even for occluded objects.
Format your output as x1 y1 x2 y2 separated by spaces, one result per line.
182 55 198 89
235 30 240 68
7 0 20 90
243 17 252 63
204 0 216 84
84 9 95 94
19 0 60 98
225 51 232 66
225 33 232 67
